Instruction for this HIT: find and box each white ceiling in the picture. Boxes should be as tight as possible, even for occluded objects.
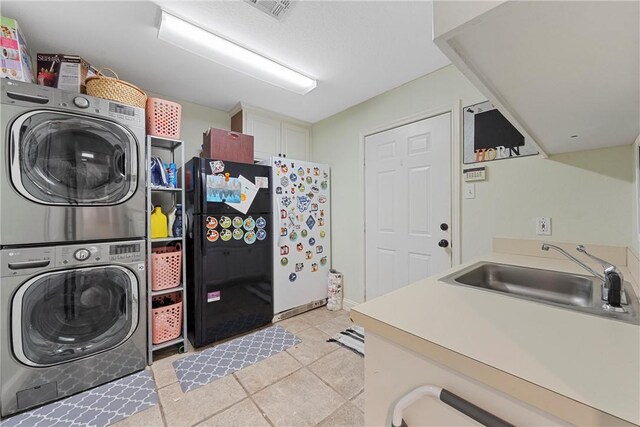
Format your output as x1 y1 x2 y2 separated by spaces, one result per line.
2 1 450 123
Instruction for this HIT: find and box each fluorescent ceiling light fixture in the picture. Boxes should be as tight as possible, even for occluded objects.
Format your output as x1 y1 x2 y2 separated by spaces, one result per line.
158 11 317 95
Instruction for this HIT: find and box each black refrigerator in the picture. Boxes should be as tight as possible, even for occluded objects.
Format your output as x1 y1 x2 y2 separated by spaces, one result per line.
184 157 273 348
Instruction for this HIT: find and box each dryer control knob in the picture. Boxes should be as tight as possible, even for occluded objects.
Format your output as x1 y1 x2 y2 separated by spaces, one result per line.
73 96 90 108
74 248 91 261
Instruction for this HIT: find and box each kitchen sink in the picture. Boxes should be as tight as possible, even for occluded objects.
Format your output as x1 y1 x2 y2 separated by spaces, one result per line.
440 262 640 325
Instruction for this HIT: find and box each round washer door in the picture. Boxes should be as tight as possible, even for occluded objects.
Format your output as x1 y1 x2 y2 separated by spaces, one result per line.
10 110 138 205
12 266 139 367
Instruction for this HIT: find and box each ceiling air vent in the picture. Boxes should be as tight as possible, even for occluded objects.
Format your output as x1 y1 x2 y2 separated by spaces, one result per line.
244 0 293 21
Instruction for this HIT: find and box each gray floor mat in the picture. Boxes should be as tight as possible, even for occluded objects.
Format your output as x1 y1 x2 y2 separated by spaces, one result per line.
0 370 157 427
173 325 301 392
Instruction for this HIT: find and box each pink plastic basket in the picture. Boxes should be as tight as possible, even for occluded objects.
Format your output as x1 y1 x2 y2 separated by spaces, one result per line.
151 244 182 291
152 292 182 344
146 97 182 139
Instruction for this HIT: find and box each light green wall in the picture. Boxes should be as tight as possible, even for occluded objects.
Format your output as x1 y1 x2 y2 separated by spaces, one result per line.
147 91 230 160
311 65 635 304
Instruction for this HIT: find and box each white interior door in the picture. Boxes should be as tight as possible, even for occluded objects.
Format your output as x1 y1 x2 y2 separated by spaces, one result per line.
365 113 452 300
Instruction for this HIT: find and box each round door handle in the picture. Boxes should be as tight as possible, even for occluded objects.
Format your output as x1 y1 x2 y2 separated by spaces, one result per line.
440 223 448 231
438 239 449 248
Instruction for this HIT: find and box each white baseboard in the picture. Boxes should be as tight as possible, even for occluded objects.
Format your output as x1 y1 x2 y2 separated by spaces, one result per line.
342 298 360 311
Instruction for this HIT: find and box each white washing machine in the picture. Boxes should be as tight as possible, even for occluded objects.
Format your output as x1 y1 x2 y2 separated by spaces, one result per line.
0 240 147 417
0 79 145 246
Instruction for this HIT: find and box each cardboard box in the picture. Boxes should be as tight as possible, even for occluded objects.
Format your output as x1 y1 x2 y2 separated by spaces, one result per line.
0 16 35 83
36 53 97 93
202 128 254 164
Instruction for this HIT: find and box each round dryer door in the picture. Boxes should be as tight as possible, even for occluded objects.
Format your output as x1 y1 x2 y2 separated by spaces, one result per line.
12 266 139 367
10 110 138 205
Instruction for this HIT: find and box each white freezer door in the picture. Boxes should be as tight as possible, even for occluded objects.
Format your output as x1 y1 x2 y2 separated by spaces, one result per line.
269 157 331 315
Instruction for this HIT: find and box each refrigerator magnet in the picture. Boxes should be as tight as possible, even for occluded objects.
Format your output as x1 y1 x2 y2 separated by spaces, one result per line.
256 217 266 229
318 195 327 204
281 164 289 173
281 257 288 266
297 167 304 176
207 291 221 303
320 209 325 217
281 227 288 237
289 273 297 282
307 192 315 200
280 209 288 219
307 167 311 174
306 216 316 230
276 187 282 195
297 195 311 212
220 216 232 228
244 217 255 231
255 176 269 188
309 237 316 246
311 263 319 272
311 185 320 193
318 218 325 226
306 176 313 184
305 250 313 260
220 229 232 241
320 230 326 238
296 242 304 252
289 230 298 241
281 196 292 207
206 216 218 229
316 245 323 254
244 231 256 244
323 171 329 179
301 229 308 238
206 229 219 242
280 245 290 255
291 187 296 194
321 181 328 189
295 263 304 272
311 203 318 212
320 256 328 266
209 160 225 174
298 183 305 192
314 167 320 176
256 229 267 241
232 228 244 240
289 172 298 182
232 216 243 228
281 176 289 187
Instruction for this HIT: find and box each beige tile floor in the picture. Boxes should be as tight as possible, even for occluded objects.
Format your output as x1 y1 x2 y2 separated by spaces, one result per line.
114 308 363 427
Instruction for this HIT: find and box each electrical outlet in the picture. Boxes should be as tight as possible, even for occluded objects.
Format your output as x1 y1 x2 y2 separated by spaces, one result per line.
536 217 551 235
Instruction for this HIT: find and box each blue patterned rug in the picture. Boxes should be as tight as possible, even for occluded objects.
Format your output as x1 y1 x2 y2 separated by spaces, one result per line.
173 325 301 392
1 370 156 427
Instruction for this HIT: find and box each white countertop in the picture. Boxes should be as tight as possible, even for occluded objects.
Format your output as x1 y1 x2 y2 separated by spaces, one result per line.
352 252 640 425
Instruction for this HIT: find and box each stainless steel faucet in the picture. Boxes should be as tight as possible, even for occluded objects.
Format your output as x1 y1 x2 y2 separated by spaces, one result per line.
541 243 626 309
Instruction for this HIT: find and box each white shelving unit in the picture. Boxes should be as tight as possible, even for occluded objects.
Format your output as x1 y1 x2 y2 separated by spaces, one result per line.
146 135 188 364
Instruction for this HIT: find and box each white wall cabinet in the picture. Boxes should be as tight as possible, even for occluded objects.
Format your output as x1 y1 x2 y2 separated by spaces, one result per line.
230 103 310 162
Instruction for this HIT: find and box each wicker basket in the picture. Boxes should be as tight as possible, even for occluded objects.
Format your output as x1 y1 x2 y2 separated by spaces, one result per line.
86 68 147 108
151 244 182 291
152 292 183 344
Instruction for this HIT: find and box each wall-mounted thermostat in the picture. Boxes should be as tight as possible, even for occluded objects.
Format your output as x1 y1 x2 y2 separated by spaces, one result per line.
463 166 486 182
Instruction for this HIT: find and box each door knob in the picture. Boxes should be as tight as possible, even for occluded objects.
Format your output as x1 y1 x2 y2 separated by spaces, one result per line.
440 223 448 231
438 239 449 248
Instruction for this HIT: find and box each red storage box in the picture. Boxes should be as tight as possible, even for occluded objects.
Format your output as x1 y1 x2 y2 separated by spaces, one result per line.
202 128 254 164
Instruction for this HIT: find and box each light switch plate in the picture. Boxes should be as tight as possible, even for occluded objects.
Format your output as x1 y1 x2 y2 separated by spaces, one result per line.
464 183 476 199
536 217 551 235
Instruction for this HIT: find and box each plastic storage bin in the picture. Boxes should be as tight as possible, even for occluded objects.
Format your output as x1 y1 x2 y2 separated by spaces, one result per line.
146 97 182 139
152 292 183 344
151 244 182 291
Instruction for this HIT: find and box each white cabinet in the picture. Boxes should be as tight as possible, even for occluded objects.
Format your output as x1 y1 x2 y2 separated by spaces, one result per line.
230 103 310 161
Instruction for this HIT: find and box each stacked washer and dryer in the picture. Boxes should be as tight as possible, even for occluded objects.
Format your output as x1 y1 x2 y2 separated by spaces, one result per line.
0 80 147 417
